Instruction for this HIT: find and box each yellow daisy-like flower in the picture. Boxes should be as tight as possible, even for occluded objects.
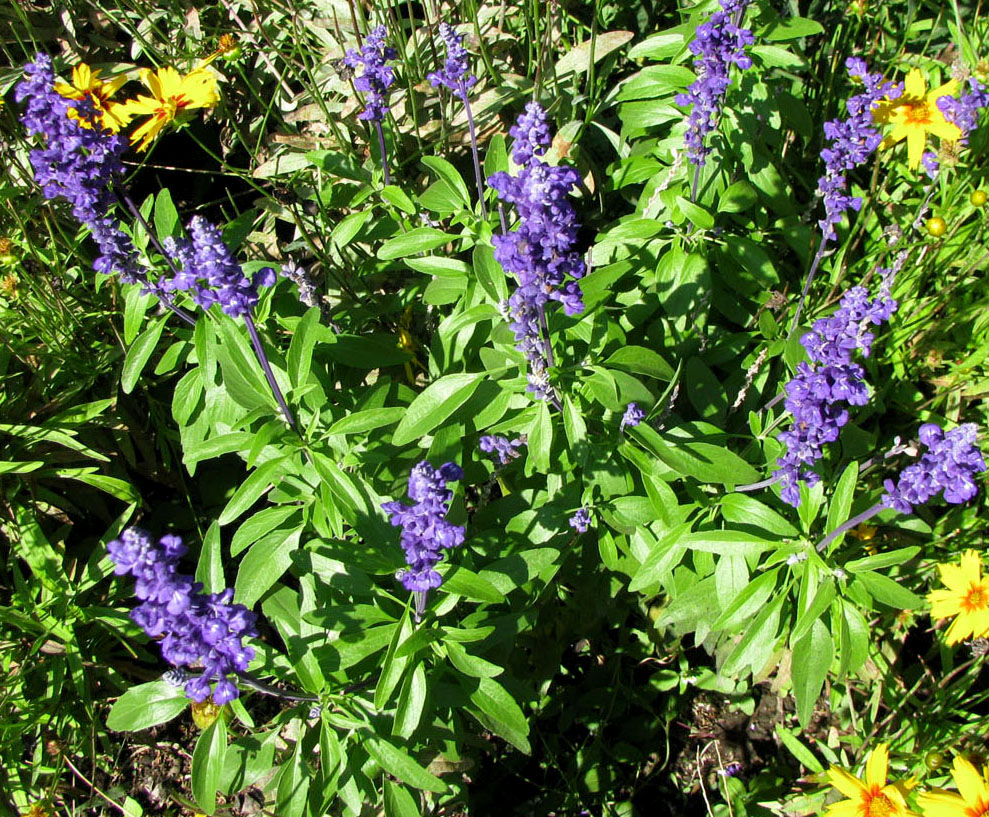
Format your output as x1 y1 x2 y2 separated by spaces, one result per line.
875 68 963 170
918 756 989 817
53 62 131 132
928 550 989 645
119 66 219 152
825 743 918 817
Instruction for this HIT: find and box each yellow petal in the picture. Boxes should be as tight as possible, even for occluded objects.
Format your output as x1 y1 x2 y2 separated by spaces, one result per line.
917 790 969 817
823 800 861 817
960 551 983 582
904 68 927 99
906 129 926 169
139 67 162 100
866 744 890 789
927 79 959 104
951 756 989 805
829 765 868 800
944 612 975 644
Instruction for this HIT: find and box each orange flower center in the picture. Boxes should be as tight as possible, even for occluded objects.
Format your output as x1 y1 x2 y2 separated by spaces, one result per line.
155 96 187 122
866 788 894 817
963 582 989 613
902 99 933 126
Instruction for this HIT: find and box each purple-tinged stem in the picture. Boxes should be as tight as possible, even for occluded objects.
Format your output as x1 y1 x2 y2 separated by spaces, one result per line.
735 473 782 493
788 238 830 339
120 193 197 327
815 502 884 553
243 314 297 431
461 81 488 220
375 121 391 186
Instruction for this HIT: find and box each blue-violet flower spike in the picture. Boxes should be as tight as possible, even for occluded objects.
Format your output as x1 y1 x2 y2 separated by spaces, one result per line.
107 528 257 704
344 26 397 122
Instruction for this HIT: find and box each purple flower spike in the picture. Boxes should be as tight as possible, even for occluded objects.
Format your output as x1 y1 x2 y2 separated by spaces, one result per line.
16 54 143 285
163 217 265 317
487 103 585 401
674 0 755 167
621 403 646 431
569 508 592 533
107 528 257 704
776 277 898 506
882 424 986 515
479 434 526 465
428 23 477 101
383 461 465 605
816 59 902 243
344 25 397 122
937 77 989 144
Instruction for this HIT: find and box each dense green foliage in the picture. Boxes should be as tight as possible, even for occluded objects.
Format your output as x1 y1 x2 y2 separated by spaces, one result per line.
1 0 988 815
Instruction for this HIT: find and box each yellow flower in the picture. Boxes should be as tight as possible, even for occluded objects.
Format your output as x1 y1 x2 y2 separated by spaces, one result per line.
928 550 989 644
918 755 989 817
875 68 963 170
119 66 219 152
825 743 918 817
53 62 131 132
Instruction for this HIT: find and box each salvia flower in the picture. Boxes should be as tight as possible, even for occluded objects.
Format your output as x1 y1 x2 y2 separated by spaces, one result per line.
937 76 989 143
674 0 754 167
344 25 397 122
488 102 585 400
428 22 476 100
163 216 272 317
16 54 143 285
621 403 646 431
383 461 465 599
569 507 592 533
777 279 898 506
817 58 902 242
107 528 257 704
280 259 318 308
479 434 526 465
881 423 986 515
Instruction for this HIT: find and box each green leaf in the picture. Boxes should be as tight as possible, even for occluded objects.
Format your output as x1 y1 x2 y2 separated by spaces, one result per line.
603 346 674 380
681 530 775 557
466 678 531 754
327 407 407 436
718 181 759 213
173 370 203 428
446 642 503 678
363 736 448 793
196 521 224 594
720 494 799 537
377 227 453 260
192 719 227 815
287 307 321 389
527 400 553 473
404 256 470 278
392 373 485 446
123 286 155 345
825 462 859 548
381 184 417 214
630 425 759 484
615 64 695 101
375 616 413 710
792 618 832 729
775 725 824 773
121 318 166 394
107 681 187 732
720 594 784 677
384 780 421 817
844 547 922 574
855 571 924 610
473 242 508 302
761 16 825 41
393 664 427 740
235 528 301 608
440 564 506 603
711 568 782 631
10 505 67 591
231 506 301 556
217 456 291 526
676 196 715 230
275 733 310 817
791 578 835 643
421 156 470 206
154 188 179 240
